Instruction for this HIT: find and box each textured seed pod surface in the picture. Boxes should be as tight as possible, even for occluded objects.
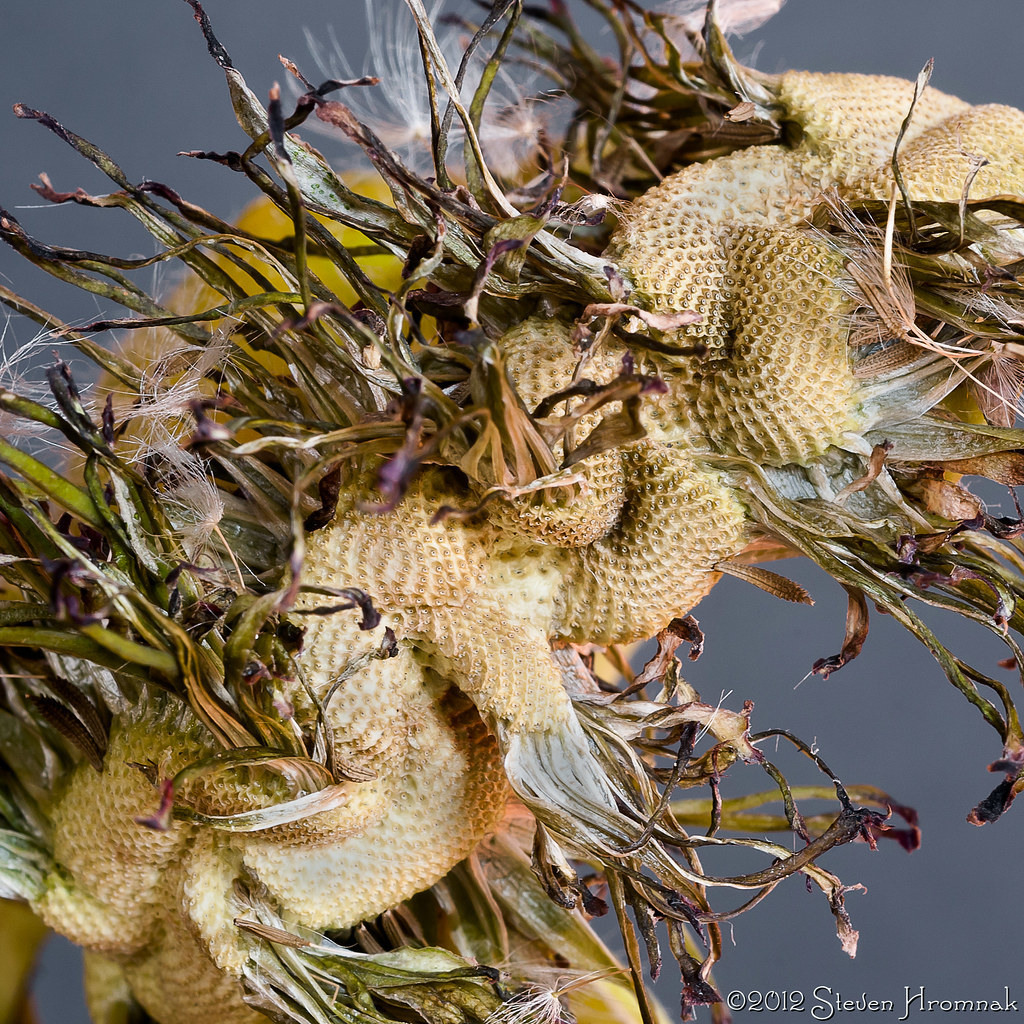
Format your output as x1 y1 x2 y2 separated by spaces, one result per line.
609 72 1022 465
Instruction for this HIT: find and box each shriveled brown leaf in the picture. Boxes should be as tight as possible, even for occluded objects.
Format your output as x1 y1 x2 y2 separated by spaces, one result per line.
812 587 870 679
717 561 814 605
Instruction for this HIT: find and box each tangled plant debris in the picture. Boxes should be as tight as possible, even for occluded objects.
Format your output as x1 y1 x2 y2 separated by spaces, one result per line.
2 1 1024 1022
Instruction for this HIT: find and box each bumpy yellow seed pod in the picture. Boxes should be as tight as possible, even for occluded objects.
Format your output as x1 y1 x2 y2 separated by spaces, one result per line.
484 450 629 548
670 227 856 465
120 898 262 1024
84 922 264 1024
38 656 508 1021
606 147 823 351
32 713 207 956
500 315 695 442
301 472 574 734
609 73 1024 467
478 316 750 636
608 166 861 464
777 70 970 187
245 626 509 929
856 103 1024 201
553 440 748 643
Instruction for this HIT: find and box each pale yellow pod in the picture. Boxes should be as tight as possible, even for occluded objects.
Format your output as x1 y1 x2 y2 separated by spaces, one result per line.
608 147 821 349
555 441 748 644
778 70 970 186
674 226 857 465
299 473 574 731
611 187 857 466
240 677 507 930
397 600 574 732
304 469 493 610
500 314 683 442
33 714 206 955
500 316 588 410
856 103 1024 201
485 451 628 549
121 900 262 1024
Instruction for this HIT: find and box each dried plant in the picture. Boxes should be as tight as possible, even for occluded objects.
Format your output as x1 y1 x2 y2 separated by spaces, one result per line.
1 2 1024 1023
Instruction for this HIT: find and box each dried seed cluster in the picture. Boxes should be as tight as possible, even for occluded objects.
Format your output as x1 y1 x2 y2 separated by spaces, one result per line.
39 652 508 1023
609 71 1024 465
20 55 1024 1024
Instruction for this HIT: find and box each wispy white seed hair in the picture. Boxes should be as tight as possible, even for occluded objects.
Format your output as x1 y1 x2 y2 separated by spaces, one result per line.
91 320 232 557
666 0 786 37
485 968 630 1024
301 0 555 177
136 433 225 560
0 327 56 443
478 72 564 179
485 986 573 1024
0 316 98 444
102 327 232 458
302 0 455 172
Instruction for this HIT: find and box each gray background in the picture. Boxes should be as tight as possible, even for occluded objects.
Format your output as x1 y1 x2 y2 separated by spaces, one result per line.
3 2 1023 1021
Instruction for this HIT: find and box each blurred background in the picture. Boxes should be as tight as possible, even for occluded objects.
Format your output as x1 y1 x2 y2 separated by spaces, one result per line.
3 1 1022 1020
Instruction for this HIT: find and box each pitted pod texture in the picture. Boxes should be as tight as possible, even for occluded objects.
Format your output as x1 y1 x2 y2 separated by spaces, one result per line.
777 71 970 186
500 315 697 442
33 714 207 956
84 904 264 1024
301 473 574 732
554 441 748 644
855 103 1024 202
672 228 856 466
607 164 860 465
36 648 507 1021
121 890 262 1024
609 72 1024 466
606 147 826 354
303 443 748 683
239 678 506 929
484 450 629 548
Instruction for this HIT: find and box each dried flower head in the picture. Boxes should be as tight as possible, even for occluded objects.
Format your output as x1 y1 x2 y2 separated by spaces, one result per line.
1 3 1023 1024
